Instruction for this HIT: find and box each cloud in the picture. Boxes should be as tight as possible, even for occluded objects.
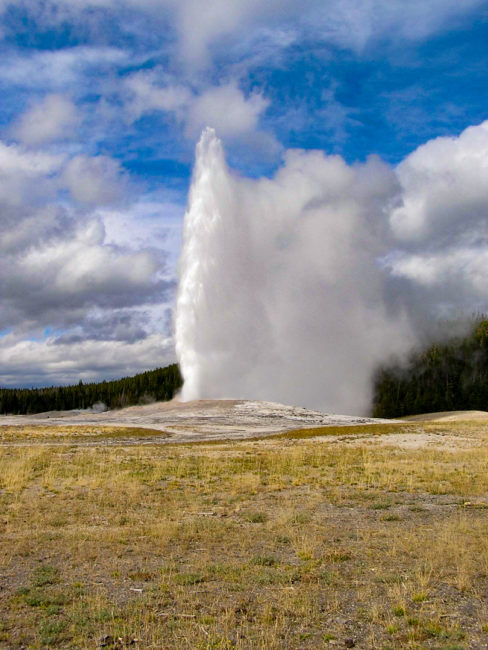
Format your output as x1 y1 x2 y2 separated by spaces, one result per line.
0 46 129 90
0 204 72 255
0 139 175 383
0 142 125 228
389 247 488 294
167 0 267 67
185 83 269 138
54 309 151 345
4 1 482 71
0 141 63 205
9 220 161 309
299 0 484 53
124 73 271 145
13 94 81 146
0 212 170 326
99 197 184 269
163 0 485 66
390 120 488 245
124 71 191 122
385 119 488 315
0 331 175 387
63 155 125 204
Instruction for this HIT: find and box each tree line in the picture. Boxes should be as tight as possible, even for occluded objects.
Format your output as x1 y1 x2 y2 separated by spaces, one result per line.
373 318 488 418
0 364 182 415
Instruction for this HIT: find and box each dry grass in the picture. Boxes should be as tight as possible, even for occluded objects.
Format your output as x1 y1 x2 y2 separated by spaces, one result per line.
1 421 488 648
0 425 166 442
269 422 412 440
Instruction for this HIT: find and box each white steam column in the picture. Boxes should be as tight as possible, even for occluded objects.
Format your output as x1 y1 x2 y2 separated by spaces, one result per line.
175 129 223 400
176 128 414 414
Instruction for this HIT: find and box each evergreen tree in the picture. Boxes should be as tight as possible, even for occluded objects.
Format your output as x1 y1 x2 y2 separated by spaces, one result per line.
373 318 488 417
0 364 182 415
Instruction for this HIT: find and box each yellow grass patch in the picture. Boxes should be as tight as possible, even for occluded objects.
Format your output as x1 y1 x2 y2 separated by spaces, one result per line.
0 421 487 648
0 425 166 441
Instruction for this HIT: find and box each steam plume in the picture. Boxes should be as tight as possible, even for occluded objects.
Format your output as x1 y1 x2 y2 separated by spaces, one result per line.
176 129 414 414
176 123 488 414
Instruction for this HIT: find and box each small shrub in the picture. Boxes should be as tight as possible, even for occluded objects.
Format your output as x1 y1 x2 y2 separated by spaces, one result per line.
325 550 351 562
33 565 59 587
174 572 206 586
39 620 66 645
412 592 427 603
372 501 392 510
252 555 277 567
392 606 405 617
243 511 267 523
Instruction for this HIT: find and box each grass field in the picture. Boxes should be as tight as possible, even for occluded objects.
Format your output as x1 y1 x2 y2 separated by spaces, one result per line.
1 421 488 649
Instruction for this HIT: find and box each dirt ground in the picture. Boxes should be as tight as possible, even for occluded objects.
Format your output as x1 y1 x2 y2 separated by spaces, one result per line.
1 404 488 649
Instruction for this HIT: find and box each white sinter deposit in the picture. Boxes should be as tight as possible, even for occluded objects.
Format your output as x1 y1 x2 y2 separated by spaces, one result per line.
0 398 393 443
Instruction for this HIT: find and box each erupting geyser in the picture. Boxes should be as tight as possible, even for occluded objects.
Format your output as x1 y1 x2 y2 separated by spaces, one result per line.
175 128 415 414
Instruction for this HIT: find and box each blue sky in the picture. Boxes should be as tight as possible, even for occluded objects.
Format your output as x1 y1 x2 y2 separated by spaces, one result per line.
0 0 487 387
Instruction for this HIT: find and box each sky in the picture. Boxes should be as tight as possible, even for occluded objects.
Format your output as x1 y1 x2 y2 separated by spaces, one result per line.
0 0 487 388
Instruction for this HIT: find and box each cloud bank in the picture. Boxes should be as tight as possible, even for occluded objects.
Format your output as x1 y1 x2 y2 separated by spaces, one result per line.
387 121 488 317
176 122 488 414
4 0 482 66
0 139 176 386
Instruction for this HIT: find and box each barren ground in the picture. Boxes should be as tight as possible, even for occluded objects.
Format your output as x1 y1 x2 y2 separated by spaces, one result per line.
0 399 393 444
1 402 488 649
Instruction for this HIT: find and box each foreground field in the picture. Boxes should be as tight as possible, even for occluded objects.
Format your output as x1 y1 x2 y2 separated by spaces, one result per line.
1 418 488 649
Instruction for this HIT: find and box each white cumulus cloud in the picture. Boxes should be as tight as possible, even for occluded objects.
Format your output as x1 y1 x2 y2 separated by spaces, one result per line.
0 138 175 387
124 74 271 145
0 331 175 387
63 155 125 204
387 119 488 315
391 120 488 244
124 71 191 122
185 83 269 138
13 94 81 146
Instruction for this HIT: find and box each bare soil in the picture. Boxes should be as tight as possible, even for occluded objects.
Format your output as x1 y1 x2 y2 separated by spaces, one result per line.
1 403 488 649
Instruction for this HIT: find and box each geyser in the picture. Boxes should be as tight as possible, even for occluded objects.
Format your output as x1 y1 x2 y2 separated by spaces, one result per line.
176 122 488 414
176 128 414 414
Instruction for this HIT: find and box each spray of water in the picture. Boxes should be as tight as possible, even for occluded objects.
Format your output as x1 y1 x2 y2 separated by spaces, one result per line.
175 128 416 414
176 121 488 413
